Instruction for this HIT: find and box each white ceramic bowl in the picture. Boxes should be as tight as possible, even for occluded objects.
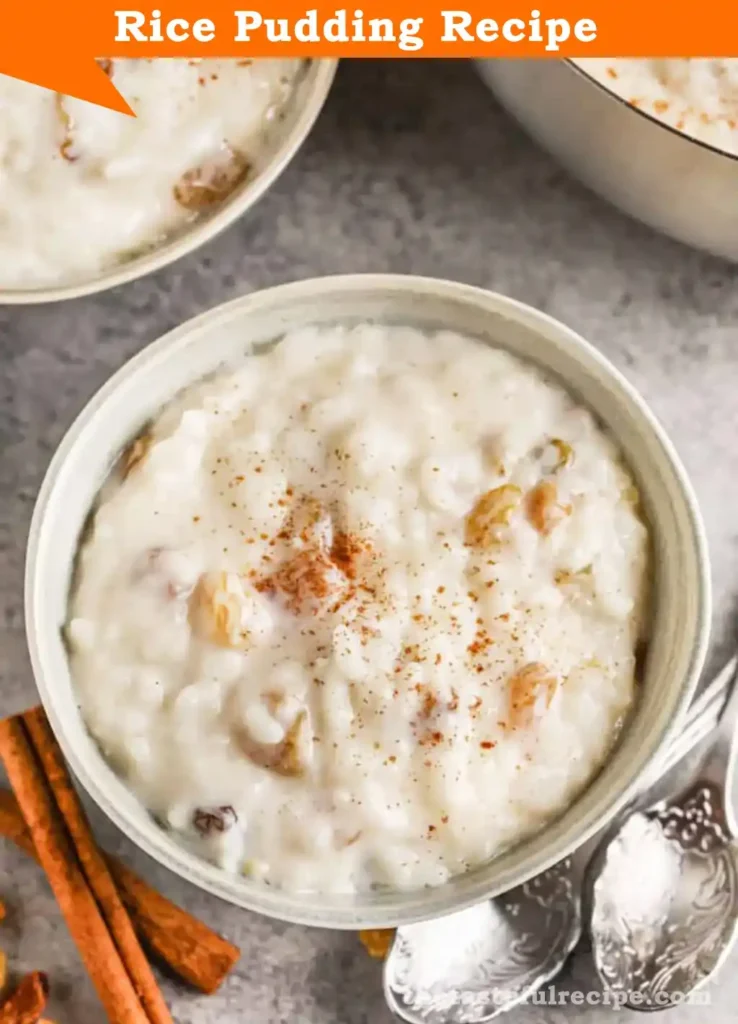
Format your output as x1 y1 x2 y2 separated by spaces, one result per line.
1 60 337 305
26 274 711 928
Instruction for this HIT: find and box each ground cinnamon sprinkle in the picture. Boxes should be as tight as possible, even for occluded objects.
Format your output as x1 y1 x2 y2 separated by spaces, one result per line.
255 489 379 620
468 635 493 657
258 547 335 613
419 730 444 748
329 531 364 578
508 663 557 728
419 689 438 719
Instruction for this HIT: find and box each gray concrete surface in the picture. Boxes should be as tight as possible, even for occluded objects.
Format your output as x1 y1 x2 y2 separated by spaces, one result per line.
1 59 737 1022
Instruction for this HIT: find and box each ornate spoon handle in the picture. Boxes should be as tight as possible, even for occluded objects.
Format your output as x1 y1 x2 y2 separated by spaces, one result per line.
693 656 738 801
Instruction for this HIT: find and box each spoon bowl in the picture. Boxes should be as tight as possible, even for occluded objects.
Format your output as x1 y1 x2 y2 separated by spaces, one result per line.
590 659 738 1011
384 866 578 1024
589 792 738 1010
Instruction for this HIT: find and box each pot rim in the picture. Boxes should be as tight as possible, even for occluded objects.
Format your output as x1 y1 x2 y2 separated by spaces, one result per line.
562 58 738 165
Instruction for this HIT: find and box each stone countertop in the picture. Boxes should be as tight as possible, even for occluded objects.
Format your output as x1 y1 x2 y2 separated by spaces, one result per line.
1 59 737 1023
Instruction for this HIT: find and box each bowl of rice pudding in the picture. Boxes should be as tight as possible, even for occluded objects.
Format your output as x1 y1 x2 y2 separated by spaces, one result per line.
0 59 336 302
476 59 738 261
25 275 709 927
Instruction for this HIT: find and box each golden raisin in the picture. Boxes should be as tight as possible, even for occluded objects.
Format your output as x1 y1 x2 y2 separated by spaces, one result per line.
554 564 593 587
359 929 396 959
274 711 309 777
55 94 77 162
173 145 251 210
120 431 152 479
526 481 571 536
189 572 254 650
237 709 310 778
465 485 522 547
548 439 574 473
621 483 642 517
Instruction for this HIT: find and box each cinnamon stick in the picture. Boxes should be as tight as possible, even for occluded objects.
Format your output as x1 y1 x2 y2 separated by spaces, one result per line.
24 708 172 1024
0 971 48 1024
0 716 164 1023
109 857 239 995
0 789 238 994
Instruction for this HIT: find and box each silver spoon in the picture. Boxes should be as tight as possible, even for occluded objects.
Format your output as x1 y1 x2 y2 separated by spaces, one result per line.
589 655 738 1011
384 657 737 1024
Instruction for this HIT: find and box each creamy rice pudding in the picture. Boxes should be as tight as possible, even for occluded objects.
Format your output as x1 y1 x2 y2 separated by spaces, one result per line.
575 59 738 155
0 59 299 289
67 324 649 894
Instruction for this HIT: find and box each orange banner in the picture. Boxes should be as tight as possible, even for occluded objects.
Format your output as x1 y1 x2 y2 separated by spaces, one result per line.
5 1 738 113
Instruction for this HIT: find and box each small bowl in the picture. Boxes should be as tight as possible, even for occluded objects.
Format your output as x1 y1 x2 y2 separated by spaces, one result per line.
1 60 337 304
25 274 711 928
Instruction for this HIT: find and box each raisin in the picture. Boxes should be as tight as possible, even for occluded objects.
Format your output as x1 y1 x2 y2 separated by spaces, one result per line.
192 805 238 836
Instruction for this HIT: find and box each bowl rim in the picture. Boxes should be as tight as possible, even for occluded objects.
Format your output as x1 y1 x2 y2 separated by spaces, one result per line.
562 58 738 165
0 59 338 305
25 273 712 927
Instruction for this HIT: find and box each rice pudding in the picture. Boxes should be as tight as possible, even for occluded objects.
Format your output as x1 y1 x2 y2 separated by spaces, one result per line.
575 59 738 155
0 59 300 289
67 324 649 894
